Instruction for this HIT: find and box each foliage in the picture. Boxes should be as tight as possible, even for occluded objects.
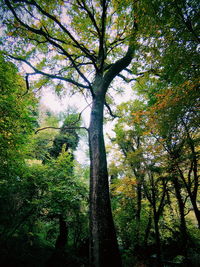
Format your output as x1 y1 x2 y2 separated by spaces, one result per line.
0 52 37 178
0 0 200 266
26 149 88 245
0 54 38 242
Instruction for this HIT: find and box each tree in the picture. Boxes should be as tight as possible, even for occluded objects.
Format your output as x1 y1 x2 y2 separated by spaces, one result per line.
1 1 139 265
0 53 37 248
111 100 147 245
110 100 170 266
148 86 200 229
27 150 88 266
0 52 37 178
6 109 89 266
27 109 60 161
130 0 200 229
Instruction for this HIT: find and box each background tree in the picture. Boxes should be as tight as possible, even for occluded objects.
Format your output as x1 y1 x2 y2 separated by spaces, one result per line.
108 88 199 265
0 53 39 261
0 89 89 266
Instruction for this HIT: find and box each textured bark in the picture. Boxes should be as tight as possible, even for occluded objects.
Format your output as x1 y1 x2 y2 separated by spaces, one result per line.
87 44 134 267
89 93 122 267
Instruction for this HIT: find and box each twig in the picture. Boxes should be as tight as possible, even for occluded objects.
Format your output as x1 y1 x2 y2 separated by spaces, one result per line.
105 102 120 118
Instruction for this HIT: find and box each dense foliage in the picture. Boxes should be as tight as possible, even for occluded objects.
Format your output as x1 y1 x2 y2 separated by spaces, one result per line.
0 0 199 266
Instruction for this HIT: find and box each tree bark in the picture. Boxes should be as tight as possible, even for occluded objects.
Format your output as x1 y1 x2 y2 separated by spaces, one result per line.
172 178 188 254
55 215 68 250
152 207 162 267
135 180 142 245
177 166 200 229
149 173 165 267
144 211 152 247
189 195 200 229
89 93 122 267
88 45 135 267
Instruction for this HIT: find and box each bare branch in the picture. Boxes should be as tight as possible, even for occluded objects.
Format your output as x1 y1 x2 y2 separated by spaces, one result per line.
35 126 88 134
8 54 91 89
105 102 119 119
117 73 137 83
35 102 91 134
63 102 92 127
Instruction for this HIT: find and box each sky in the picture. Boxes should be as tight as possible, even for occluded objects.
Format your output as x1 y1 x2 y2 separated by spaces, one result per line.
40 88 91 127
40 83 136 164
40 79 135 124
39 88 90 164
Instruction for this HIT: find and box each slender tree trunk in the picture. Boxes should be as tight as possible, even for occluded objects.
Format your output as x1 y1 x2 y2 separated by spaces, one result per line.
172 178 188 253
144 212 152 247
135 181 142 246
178 167 200 228
47 215 68 267
150 174 163 267
55 215 68 250
89 93 122 267
136 181 142 222
190 195 200 229
153 213 162 267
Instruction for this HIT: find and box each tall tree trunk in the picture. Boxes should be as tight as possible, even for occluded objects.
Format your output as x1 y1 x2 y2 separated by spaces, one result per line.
153 211 162 267
55 215 68 250
144 211 152 247
135 181 142 245
136 182 142 222
89 94 122 267
177 167 200 228
150 173 163 267
190 195 200 229
172 178 188 254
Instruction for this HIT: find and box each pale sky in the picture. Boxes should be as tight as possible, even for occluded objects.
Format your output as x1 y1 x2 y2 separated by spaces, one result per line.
40 83 135 165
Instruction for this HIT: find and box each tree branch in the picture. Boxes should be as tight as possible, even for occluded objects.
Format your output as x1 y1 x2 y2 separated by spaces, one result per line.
98 0 108 70
103 45 135 91
35 102 91 134
76 0 101 37
35 126 88 134
21 73 30 96
13 0 98 63
105 102 119 118
117 73 137 83
5 0 93 89
33 0 97 65
7 54 91 89
173 1 200 44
